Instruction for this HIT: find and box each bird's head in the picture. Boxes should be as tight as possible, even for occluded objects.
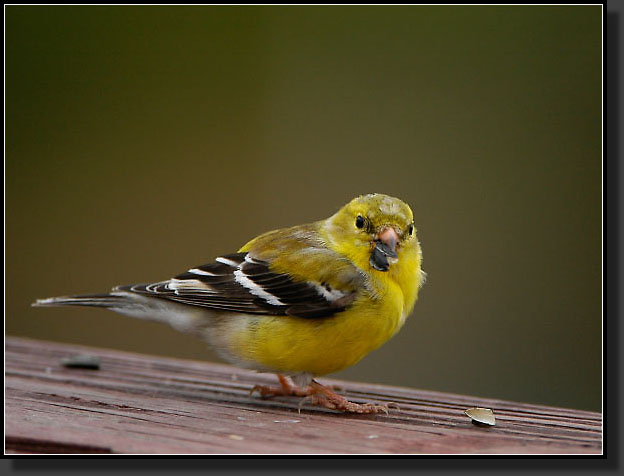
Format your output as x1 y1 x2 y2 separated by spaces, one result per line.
324 193 420 273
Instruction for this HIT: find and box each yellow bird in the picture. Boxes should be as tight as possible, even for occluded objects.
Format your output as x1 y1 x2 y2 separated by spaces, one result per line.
34 193 425 414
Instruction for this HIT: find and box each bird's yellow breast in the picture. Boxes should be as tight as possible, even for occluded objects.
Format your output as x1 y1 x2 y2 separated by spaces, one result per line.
224 261 421 377
234 288 403 376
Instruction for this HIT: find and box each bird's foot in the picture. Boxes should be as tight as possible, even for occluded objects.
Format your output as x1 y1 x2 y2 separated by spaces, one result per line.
297 380 397 414
250 375 397 414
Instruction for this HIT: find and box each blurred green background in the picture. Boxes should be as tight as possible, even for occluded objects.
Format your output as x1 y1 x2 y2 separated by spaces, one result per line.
6 6 601 411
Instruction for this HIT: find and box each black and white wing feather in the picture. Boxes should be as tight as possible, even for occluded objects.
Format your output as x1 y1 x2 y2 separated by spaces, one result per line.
119 253 357 319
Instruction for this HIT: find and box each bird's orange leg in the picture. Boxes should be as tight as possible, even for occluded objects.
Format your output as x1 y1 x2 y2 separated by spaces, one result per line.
250 375 396 414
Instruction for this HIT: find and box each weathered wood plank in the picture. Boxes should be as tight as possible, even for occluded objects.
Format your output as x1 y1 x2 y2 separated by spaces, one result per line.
5 336 602 454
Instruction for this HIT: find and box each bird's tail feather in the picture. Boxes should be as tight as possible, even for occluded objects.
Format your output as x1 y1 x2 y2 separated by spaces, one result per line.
33 294 130 309
32 290 206 334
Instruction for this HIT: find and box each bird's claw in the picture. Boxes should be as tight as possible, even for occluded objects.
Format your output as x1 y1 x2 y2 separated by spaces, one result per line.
249 385 261 398
251 376 396 415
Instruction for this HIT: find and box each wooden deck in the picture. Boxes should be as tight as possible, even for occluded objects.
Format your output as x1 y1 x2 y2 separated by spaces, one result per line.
5 336 602 454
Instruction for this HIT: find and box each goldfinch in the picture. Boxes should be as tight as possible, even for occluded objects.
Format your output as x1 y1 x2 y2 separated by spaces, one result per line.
34 193 425 414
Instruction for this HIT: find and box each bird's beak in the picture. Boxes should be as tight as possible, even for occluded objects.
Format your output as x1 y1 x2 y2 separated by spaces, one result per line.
370 227 399 272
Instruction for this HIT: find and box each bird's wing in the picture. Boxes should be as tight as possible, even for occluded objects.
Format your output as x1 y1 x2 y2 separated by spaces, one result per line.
121 251 362 319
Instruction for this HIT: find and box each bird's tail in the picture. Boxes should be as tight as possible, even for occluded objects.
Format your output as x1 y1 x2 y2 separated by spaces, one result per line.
33 294 131 309
32 289 206 334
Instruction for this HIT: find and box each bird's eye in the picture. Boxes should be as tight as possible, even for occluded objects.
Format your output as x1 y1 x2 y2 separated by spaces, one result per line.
355 215 365 229
408 224 414 236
